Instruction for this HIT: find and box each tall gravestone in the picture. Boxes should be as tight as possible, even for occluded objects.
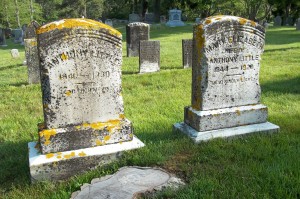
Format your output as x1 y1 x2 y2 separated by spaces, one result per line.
126 22 150 57
28 18 144 181
166 9 185 27
139 40 160 73
274 16 282 26
174 15 279 142
182 39 193 68
24 21 40 84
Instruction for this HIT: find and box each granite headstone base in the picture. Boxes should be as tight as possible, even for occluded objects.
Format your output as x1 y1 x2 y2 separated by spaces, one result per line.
38 118 133 154
28 136 145 182
166 21 185 27
173 122 279 143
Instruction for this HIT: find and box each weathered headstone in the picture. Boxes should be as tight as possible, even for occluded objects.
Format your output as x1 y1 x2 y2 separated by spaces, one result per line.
166 9 185 27
274 16 282 26
145 13 155 24
139 40 160 73
105 19 113 27
126 22 150 57
182 39 193 68
10 49 20 58
0 28 7 46
24 21 40 84
28 18 144 181
296 18 300 30
174 15 279 142
129 13 141 23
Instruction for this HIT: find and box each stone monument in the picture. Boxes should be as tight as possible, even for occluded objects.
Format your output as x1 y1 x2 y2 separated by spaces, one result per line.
297 18 300 30
129 13 141 23
0 28 7 46
145 13 155 24
28 18 144 181
274 16 282 26
126 22 150 57
24 21 40 84
174 15 279 142
182 39 193 68
166 9 185 27
139 40 160 73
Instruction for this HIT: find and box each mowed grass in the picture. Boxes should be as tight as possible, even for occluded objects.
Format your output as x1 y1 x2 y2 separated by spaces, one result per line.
0 24 299 198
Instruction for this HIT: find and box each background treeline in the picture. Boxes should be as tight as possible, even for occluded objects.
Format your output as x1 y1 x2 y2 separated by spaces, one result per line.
0 0 299 28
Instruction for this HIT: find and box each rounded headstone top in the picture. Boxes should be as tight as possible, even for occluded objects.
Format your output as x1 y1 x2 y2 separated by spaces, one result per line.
127 22 149 27
37 18 121 37
195 15 264 31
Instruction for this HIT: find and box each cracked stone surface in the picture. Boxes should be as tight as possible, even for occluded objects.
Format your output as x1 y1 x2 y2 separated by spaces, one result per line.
70 166 185 199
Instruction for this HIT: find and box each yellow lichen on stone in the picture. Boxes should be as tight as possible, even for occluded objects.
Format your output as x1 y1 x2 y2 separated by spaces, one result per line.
205 19 211 24
64 152 75 159
195 24 205 63
96 139 103 146
236 110 241 116
30 40 37 46
239 18 248 25
36 18 121 37
57 155 62 159
39 129 57 145
61 53 68 61
65 90 72 96
104 135 111 141
119 114 125 119
250 21 256 26
78 151 87 157
192 97 201 110
46 153 54 159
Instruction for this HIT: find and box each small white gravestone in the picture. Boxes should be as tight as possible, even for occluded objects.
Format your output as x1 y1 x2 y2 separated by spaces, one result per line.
10 49 20 58
174 15 279 142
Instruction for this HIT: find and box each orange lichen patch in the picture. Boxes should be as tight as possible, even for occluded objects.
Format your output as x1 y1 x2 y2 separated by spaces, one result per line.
78 151 87 157
250 21 256 26
46 153 54 159
104 135 111 142
192 98 201 111
96 139 103 146
119 114 125 119
195 24 205 63
64 152 75 159
236 110 241 116
61 52 68 61
205 19 212 24
239 18 248 25
39 129 57 145
65 90 72 96
81 119 122 133
36 18 121 37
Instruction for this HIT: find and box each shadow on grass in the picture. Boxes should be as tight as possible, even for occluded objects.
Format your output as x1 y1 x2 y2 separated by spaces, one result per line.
0 140 31 191
264 46 300 53
8 81 29 87
261 77 300 94
0 63 24 71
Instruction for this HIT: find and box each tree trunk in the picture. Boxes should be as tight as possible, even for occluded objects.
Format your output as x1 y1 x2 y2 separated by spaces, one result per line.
4 0 10 28
30 0 34 21
14 0 21 28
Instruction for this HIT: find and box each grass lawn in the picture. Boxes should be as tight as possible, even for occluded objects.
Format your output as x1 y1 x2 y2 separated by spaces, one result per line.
0 24 299 198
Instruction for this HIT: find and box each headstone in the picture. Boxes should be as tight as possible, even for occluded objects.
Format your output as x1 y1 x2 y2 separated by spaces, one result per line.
21 24 27 45
105 19 113 27
182 39 193 68
12 29 23 43
129 13 141 23
145 13 155 24
126 22 150 57
24 21 41 84
160 15 167 23
284 16 294 26
195 17 201 24
71 167 185 199
139 40 160 73
174 15 279 142
166 9 185 27
296 18 300 30
24 21 40 39
10 49 20 58
28 18 144 182
274 16 282 26
0 28 7 46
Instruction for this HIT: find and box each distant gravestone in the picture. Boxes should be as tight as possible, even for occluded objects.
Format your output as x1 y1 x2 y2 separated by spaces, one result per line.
182 39 193 68
195 17 201 24
274 16 282 26
24 21 40 84
105 19 113 27
0 28 7 46
139 40 160 73
28 18 144 182
160 15 167 23
145 13 155 24
10 49 20 58
129 13 141 23
174 15 279 142
296 18 300 30
284 17 294 26
12 29 23 43
126 22 150 57
166 9 185 27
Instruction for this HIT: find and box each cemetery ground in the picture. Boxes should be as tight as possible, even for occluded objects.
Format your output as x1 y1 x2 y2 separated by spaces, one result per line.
0 24 299 198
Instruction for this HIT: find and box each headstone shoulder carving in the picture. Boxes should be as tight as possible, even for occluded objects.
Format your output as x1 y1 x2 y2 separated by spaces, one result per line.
139 40 160 73
126 22 150 57
28 18 144 181
174 15 279 142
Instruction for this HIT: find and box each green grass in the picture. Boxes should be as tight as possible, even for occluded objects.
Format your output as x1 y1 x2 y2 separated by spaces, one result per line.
0 25 299 198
